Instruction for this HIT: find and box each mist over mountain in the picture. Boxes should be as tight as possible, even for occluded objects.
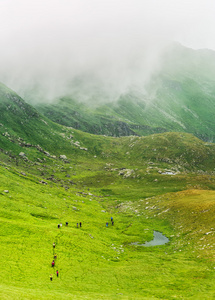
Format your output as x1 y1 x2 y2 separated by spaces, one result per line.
1 1 215 104
32 43 215 142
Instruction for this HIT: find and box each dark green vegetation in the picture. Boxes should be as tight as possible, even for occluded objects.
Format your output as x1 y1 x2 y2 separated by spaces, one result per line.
34 44 215 142
0 81 215 299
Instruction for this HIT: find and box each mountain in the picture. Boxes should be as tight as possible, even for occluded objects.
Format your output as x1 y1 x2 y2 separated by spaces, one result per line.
33 43 215 141
1 70 215 298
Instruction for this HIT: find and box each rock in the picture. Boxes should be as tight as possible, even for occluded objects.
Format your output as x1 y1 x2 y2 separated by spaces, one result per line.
60 155 67 160
39 180 47 185
44 151 51 157
118 169 134 178
74 141 80 147
2 132 10 137
3 190 9 193
19 152 26 157
73 206 79 211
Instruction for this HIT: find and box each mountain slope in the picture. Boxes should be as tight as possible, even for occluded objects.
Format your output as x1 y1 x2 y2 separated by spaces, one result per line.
34 44 215 141
1 82 215 299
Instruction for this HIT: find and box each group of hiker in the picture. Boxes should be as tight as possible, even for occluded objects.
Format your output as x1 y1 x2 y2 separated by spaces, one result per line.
50 242 59 281
106 216 114 227
50 217 114 280
58 221 82 229
50 221 82 280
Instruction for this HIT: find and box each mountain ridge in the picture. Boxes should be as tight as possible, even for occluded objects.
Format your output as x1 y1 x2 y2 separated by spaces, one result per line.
29 43 215 141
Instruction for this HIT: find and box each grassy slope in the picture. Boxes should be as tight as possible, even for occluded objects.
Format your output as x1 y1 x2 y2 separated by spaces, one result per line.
1 157 215 299
1 84 215 299
1 130 215 299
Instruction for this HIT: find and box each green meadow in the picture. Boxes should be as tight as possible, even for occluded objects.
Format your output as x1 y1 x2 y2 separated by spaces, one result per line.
1 152 215 299
0 82 215 299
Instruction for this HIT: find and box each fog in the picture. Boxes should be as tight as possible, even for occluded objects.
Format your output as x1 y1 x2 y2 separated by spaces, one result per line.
0 0 215 103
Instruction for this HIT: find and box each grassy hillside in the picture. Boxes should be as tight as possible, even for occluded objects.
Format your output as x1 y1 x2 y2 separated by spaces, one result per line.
1 155 215 299
33 44 215 141
1 83 215 299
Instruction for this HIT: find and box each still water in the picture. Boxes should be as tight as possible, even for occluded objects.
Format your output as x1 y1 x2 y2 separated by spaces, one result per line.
131 231 169 247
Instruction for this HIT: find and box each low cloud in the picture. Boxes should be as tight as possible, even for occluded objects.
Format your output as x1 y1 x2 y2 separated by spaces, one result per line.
0 0 214 103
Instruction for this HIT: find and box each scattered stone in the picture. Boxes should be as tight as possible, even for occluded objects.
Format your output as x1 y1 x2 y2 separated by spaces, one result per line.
2 132 10 137
74 141 80 147
19 152 26 157
118 169 134 178
80 147 88 151
3 190 9 193
44 151 51 157
60 155 67 160
39 180 47 185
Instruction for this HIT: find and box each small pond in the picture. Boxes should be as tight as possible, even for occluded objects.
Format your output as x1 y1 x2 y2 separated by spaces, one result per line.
131 231 169 247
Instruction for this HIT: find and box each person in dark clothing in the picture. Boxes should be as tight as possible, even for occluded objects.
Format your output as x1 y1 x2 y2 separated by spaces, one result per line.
66 222 68 226
58 224 60 228
112 221 114 225
53 243 55 248
56 270 59 277
77 223 79 228
54 253 57 259
106 222 108 227
50 274 53 281
79 222 82 227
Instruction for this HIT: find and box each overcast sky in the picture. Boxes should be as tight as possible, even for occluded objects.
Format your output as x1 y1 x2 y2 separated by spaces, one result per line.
0 0 215 102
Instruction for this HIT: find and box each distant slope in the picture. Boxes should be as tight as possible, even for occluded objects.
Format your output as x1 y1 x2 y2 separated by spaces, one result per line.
34 44 215 141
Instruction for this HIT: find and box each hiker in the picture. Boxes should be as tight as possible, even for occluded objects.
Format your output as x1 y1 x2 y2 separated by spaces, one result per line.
112 221 114 226
54 253 57 259
60 223 62 227
77 223 79 228
66 222 68 226
111 217 113 222
52 260 55 267
53 243 55 248
106 222 108 227
79 222 82 227
50 274 53 281
56 270 59 277
58 224 60 228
